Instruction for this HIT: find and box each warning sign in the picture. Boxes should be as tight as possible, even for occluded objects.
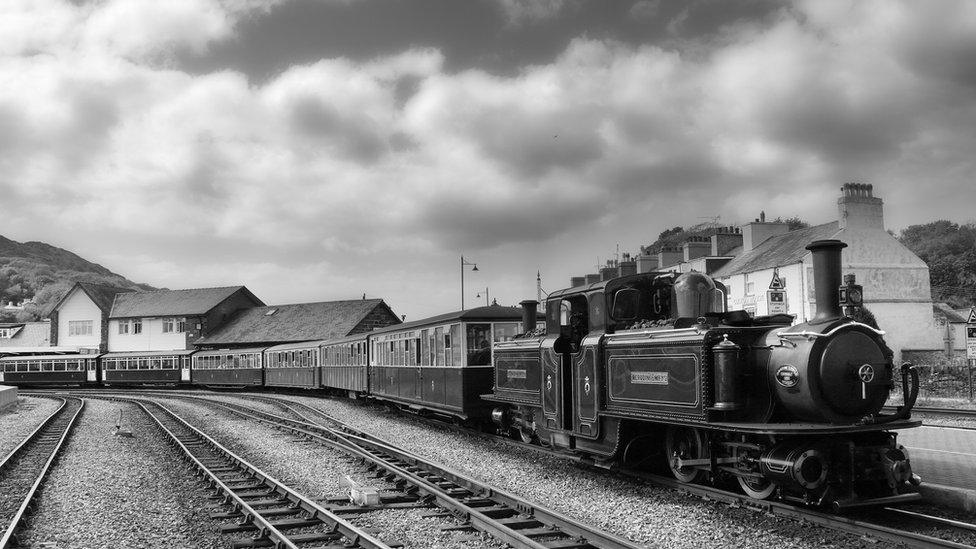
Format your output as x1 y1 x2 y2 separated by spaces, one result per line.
769 268 785 290
968 308 976 324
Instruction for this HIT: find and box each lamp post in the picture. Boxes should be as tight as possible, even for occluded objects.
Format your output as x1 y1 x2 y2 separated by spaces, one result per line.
460 255 478 310
476 288 490 307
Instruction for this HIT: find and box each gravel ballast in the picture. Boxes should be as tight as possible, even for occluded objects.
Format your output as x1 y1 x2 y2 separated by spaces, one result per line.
0 396 63 459
16 398 225 549
157 396 507 549
240 392 884 549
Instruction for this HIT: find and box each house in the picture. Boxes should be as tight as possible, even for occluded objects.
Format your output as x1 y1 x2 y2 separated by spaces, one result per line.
107 286 264 352
710 183 941 361
49 282 135 353
193 299 401 350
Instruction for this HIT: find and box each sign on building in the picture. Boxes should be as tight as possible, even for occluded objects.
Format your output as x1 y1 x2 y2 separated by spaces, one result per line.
967 308 976 360
768 268 785 290
767 290 788 315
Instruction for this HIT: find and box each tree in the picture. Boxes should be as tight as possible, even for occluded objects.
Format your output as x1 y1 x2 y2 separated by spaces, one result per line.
899 221 976 308
657 226 684 241
773 216 809 231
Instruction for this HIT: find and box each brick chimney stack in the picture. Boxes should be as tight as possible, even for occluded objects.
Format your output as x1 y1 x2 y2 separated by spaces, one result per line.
838 182 884 230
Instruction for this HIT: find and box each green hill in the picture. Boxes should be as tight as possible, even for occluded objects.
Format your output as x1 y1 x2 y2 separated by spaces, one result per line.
0 235 155 321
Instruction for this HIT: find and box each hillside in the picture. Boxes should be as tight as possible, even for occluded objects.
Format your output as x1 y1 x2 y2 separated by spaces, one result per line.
0 235 155 322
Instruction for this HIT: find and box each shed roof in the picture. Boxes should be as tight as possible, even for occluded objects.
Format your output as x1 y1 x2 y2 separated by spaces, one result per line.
711 222 841 278
194 299 396 346
110 286 257 318
935 303 969 323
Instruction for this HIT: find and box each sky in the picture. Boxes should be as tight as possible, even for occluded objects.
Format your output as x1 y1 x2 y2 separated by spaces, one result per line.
1 0 975 319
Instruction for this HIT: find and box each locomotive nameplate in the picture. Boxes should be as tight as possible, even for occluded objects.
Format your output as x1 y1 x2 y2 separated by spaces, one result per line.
608 353 699 408
507 369 527 380
631 371 669 385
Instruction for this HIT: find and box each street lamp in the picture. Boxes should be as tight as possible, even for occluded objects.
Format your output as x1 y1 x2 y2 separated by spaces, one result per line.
475 287 490 307
460 255 478 310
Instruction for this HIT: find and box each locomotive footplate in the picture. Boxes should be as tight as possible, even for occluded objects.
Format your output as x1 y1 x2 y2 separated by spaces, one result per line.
705 418 921 435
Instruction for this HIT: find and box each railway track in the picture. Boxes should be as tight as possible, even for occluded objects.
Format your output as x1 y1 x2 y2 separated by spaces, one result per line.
885 405 976 418
258 394 976 549
0 396 84 548
123 397 396 549
145 392 646 549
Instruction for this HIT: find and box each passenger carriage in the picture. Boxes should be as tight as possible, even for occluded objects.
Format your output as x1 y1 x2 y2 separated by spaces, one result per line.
101 350 194 385
320 334 370 396
368 305 524 422
192 347 266 388
0 354 100 386
264 341 321 389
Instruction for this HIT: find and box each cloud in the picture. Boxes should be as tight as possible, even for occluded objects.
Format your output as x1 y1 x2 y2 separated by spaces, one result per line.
3 0 976 318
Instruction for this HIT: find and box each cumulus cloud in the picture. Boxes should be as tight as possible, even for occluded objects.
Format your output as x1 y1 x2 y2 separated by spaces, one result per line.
493 0 573 27
2 0 975 317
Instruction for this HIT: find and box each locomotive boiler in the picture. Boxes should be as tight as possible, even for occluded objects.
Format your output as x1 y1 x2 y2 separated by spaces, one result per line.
487 239 921 509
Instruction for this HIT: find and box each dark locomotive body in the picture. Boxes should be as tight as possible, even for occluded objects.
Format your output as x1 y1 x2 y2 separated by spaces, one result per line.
487 240 921 509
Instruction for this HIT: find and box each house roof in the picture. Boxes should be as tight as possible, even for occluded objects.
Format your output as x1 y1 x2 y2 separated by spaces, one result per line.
194 299 396 346
711 222 841 278
51 282 135 315
109 286 256 318
0 321 50 347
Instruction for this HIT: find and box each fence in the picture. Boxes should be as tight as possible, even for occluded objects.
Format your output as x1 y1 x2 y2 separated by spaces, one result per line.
902 350 975 403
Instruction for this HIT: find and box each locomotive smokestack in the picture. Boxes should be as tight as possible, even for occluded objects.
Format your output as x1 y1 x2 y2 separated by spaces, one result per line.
805 239 847 324
519 300 538 333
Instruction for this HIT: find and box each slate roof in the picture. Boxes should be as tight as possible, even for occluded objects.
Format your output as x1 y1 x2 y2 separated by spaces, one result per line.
0 322 50 347
195 299 396 346
110 286 255 318
711 222 841 278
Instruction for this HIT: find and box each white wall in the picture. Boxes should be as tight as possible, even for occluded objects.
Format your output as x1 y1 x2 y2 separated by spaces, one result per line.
108 318 188 351
57 289 102 350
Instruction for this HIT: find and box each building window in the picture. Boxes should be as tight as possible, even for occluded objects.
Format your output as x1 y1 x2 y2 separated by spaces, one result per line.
118 320 130 335
744 274 755 296
163 318 186 333
68 320 93 337
133 319 142 335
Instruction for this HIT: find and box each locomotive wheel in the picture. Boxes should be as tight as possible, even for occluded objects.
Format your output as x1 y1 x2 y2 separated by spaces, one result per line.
519 428 537 444
737 476 775 500
665 426 707 483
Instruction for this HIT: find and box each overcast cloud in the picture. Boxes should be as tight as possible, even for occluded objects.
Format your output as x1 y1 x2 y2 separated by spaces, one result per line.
1 0 974 318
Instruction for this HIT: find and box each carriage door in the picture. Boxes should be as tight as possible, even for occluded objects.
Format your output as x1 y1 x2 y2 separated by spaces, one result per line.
87 357 98 382
180 356 191 382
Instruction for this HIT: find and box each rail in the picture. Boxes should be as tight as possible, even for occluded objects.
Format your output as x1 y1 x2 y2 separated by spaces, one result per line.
0 396 84 548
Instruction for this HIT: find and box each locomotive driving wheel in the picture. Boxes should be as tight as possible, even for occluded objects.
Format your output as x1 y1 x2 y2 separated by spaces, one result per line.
665 426 707 483
737 476 776 500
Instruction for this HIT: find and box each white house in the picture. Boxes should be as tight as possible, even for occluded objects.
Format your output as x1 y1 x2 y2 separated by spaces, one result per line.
710 183 942 361
49 283 134 353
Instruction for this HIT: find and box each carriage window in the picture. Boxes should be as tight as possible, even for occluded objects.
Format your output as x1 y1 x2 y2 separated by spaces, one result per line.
434 327 445 366
53 360 66 371
466 324 492 366
493 322 520 343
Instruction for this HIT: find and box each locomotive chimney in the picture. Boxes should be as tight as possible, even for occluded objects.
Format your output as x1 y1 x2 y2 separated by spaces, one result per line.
519 300 538 333
805 239 847 324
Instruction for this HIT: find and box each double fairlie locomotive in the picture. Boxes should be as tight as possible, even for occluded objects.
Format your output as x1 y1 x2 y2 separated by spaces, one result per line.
487 240 921 509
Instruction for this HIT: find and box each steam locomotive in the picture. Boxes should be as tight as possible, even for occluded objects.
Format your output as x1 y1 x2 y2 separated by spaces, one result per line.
487 240 922 510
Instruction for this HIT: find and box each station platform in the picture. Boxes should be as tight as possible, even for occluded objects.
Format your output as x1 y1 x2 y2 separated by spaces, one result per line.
0 385 17 411
898 424 976 513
